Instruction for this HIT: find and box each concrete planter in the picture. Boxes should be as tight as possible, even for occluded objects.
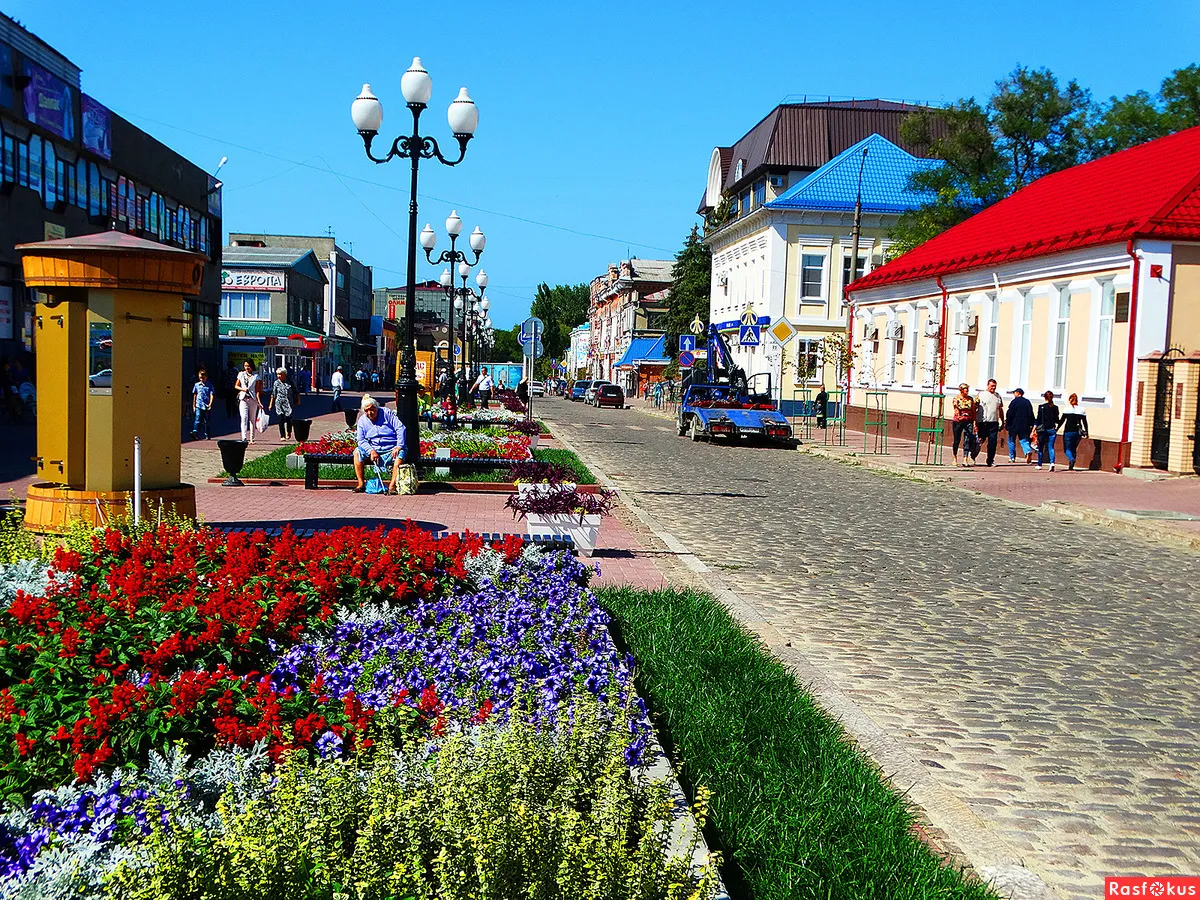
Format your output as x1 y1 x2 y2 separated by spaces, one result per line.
286 453 303 470
525 512 601 557
516 482 576 499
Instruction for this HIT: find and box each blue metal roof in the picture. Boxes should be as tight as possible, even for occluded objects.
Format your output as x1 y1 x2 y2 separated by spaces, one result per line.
615 334 668 368
765 133 941 214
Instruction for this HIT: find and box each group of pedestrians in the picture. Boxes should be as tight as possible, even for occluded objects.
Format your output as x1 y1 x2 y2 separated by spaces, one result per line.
191 360 303 443
951 379 1090 472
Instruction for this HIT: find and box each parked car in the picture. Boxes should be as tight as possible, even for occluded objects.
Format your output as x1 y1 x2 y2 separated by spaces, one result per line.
570 380 593 401
594 384 625 409
88 368 113 388
585 381 611 405
531 380 545 397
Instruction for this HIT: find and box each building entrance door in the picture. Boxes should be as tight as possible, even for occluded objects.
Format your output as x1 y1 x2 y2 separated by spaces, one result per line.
1151 360 1174 470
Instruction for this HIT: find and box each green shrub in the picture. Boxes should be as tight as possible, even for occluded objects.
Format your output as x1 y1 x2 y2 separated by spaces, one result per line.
108 695 720 900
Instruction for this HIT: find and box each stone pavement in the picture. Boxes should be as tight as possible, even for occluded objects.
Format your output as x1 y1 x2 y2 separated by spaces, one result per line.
548 394 1200 899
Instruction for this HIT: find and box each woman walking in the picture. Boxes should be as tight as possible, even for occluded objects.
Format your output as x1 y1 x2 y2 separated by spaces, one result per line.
1060 393 1089 471
268 367 299 440
1035 390 1061 471
235 359 261 443
951 382 978 467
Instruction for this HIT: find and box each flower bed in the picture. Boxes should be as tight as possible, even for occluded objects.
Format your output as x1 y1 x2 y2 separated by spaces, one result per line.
0 523 717 897
297 428 532 461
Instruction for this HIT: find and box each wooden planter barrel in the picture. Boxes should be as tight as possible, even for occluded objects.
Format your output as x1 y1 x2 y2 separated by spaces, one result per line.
25 483 197 533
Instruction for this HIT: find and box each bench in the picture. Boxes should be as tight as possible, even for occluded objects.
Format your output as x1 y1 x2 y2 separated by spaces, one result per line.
302 453 518 490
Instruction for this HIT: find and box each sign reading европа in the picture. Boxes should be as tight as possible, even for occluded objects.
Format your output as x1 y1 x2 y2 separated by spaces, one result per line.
221 269 285 291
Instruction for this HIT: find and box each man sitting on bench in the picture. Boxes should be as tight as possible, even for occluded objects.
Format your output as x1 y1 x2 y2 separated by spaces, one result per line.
353 395 406 494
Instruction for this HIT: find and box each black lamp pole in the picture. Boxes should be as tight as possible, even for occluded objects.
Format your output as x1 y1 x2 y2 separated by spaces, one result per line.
352 67 477 464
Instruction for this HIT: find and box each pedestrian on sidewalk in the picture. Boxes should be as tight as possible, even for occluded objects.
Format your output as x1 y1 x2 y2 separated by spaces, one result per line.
815 387 829 429
973 378 1005 466
476 367 494 409
951 382 978 467
268 368 299 440
1006 387 1035 463
190 369 214 440
1035 390 1061 471
235 360 262 443
330 366 345 412
653 380 663 409
1060 393 1089 471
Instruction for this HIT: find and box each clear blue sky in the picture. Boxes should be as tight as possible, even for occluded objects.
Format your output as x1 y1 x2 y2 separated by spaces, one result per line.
7 0 1198 328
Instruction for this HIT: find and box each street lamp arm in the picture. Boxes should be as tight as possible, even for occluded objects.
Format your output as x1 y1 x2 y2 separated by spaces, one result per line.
423 133 471 166
424 246 483 268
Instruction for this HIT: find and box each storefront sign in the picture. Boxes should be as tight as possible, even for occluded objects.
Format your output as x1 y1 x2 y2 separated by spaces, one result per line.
0 287 12 341
43 222 66 241
23 61 75 141
81 95 112 160
221 269 285 291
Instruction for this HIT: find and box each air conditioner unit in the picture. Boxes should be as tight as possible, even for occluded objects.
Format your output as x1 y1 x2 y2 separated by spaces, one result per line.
863 324 879 341
959 311 979 335
924 320 941 338
768 175 785 189
885 321 903 340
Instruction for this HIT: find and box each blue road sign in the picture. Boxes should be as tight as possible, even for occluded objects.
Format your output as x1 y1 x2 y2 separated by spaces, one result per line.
679 335 696 353
738 324 761 346
520 316 545 344
678 350 695 368
517 330 533 346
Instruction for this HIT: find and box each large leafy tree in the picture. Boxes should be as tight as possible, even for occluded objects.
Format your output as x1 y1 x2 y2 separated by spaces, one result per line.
664 226 711 360
491 325 523 363
530 282 590 363
1092 65 1200 154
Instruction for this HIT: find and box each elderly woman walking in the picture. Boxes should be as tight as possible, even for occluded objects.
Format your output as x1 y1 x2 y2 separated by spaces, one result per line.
267 367 299 440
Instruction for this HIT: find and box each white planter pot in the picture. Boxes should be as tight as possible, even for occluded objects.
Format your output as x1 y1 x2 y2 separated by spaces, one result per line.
517 482 576 498
529 433 540 450
525 512 601 557
286 453 303 470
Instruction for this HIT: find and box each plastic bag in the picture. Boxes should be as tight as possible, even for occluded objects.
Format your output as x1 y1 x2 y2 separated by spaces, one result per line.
365 465 387 494
255 405 270 433
394 463 418 495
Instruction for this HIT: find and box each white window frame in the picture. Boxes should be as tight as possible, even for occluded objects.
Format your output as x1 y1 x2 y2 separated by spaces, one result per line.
1018 291 1033 389
1095 281 1116 395
905 306 919 385
985 295 999 382
1052 289 1071 391
793 339 822 385
799 252 826 304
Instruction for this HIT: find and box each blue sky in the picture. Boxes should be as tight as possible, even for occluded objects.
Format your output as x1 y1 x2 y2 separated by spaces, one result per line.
7 0 1198 328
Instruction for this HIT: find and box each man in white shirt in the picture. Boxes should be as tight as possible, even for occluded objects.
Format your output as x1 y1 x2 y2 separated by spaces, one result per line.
973 378 1005 467
330 365 345 412
477 367 494 409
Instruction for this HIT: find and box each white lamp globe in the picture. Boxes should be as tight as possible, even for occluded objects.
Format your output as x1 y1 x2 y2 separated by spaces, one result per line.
476 269 488 288
351 84 383 133
454 295 464 311
445 210 462 237
480 298 490 311
472 301 481 314
458 261 471 278
400 57 433 106
447 87 479 135
420 224 437 250
469 226 486 252
439 268 452 287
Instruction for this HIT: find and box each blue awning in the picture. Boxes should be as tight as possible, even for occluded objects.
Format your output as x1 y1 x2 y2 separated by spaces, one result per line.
615 335 668 368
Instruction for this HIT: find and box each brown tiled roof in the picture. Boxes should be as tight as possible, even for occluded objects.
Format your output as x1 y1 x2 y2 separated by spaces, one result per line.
721 100 945 193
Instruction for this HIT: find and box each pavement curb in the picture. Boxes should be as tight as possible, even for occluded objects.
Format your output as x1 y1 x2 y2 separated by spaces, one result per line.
548 412 1058 900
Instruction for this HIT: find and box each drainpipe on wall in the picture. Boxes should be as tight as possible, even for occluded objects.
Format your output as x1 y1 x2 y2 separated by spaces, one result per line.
936 276 949 392
1117 240 1143 472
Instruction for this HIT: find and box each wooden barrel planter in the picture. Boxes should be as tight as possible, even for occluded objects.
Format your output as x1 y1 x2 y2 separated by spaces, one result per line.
25 484 197 534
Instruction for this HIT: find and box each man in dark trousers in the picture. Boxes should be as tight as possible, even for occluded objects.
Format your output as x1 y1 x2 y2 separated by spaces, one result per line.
1005 387 1035 464
814 387 829 429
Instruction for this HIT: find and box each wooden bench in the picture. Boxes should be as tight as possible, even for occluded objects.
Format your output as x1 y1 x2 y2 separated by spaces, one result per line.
302 453 517 490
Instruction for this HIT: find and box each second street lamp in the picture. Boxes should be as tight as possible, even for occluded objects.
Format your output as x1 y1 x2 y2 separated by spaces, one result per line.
351 58 479 464
422 211 483 384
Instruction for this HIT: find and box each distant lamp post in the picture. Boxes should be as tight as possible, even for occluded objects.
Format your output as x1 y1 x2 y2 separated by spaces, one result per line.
350 58 479 463
453 269 489 379
422 211 483 377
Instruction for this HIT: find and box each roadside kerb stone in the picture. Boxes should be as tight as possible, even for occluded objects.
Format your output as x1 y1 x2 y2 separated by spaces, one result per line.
549 419 1055 900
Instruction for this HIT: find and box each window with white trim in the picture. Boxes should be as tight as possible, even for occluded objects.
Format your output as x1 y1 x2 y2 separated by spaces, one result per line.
841 250 868 289
1096 282 1116 394
986 296 999 381
1052 290 1071 390
906 311 919 383
1019 292 1033 387
887 321 902 384
794 339 822 384
799 253 825 302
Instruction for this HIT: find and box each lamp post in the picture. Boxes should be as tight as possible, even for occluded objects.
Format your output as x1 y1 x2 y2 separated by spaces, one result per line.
454 270 489 380
351 59 479 463
422 212 484 383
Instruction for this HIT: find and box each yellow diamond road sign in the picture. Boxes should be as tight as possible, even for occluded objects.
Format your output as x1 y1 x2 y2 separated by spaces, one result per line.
769 319 797 346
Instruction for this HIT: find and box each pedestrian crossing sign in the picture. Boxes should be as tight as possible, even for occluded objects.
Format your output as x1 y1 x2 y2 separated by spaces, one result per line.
738 324 761 347
769 319 797 346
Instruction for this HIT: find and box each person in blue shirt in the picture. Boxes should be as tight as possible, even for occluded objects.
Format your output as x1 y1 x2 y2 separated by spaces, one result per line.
352 395 407 493
190 369 214 440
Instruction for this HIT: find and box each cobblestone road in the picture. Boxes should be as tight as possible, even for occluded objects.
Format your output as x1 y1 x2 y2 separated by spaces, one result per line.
544 397 1200 899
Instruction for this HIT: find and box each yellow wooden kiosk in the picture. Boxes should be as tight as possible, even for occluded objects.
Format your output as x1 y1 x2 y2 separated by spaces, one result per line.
18 231 203 532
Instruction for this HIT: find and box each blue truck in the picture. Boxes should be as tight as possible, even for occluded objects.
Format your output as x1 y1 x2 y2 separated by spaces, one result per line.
675 325 792 444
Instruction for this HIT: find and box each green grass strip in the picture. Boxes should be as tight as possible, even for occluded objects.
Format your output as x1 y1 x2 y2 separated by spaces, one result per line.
596 586 998 900
224 445 596 485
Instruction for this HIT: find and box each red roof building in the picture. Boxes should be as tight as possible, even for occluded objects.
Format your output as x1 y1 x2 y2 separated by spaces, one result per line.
843 127 1200 473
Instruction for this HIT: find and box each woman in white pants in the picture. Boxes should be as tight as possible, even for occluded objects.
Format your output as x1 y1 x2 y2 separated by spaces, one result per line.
235 360 261 443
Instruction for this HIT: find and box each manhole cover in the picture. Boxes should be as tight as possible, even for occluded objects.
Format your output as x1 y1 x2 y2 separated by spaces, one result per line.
1110 509 1200 521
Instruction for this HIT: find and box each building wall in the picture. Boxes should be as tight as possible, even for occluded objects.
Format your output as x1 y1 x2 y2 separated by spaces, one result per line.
1168 244 1200 353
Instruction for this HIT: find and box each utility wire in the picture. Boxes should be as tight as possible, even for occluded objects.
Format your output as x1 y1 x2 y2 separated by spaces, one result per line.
124 111 675 254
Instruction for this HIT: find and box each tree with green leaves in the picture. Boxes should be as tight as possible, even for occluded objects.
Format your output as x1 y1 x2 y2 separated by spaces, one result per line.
664 226 711 360
1092 65 1200 154
530 282 590 363
491 325 523 363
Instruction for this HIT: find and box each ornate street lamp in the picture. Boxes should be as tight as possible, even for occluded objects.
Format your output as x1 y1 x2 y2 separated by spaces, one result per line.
454 269 488 381
351 58 479 463
422 212 483 382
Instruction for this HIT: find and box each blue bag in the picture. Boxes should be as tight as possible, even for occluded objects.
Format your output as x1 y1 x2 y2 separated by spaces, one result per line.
365 464 387 494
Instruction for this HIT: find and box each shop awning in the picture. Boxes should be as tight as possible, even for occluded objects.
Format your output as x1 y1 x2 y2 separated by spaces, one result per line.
220 322 326 351
614 334 668 369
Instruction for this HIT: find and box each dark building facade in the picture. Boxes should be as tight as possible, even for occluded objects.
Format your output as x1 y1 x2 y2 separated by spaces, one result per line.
0 13 222 393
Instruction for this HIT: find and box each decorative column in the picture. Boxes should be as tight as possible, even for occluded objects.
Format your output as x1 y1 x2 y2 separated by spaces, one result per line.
1127 354 1161 470
1166 353 1200 475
